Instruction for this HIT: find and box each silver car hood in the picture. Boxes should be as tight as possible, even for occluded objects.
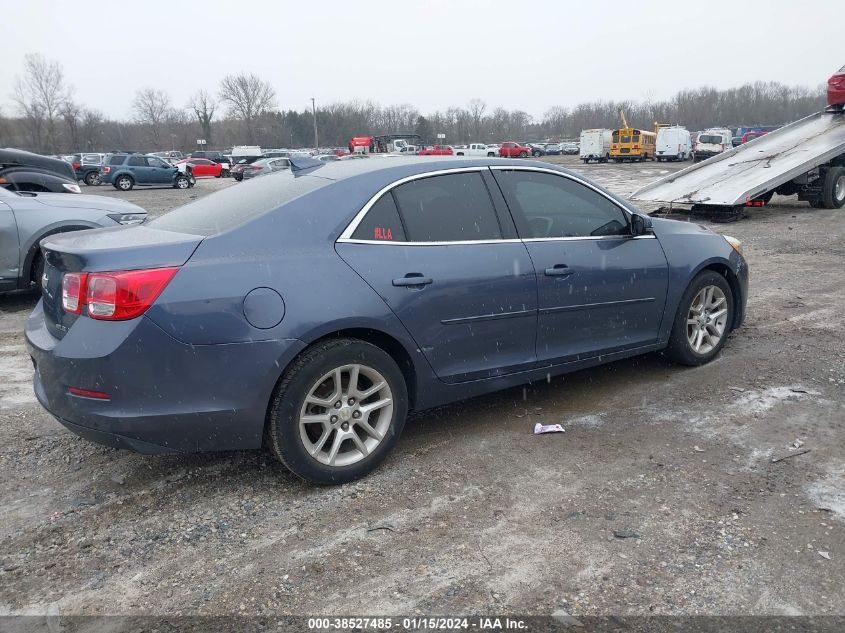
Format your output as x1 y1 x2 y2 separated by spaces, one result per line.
30 192 146 214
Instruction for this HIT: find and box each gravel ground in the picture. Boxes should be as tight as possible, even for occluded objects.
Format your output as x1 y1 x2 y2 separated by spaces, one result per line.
0 157 843 618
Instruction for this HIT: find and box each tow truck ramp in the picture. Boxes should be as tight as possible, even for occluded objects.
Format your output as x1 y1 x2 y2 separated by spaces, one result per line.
632 109 845 208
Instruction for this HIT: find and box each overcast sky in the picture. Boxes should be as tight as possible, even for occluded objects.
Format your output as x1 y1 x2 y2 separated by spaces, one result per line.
1 0 840 120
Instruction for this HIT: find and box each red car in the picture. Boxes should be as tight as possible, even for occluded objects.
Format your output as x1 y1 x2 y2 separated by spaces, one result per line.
418 145 454 156
741 131 768 144
176 158 225 178
498 141 531 158
828 65 845 108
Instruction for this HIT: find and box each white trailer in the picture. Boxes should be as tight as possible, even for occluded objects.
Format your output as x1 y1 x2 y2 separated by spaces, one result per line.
632 109 845 214
655 126 692 162
579 129 613 163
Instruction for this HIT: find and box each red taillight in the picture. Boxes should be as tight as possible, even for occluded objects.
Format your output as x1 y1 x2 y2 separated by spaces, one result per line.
72 162 81 170
68 387 110 400
102 166 111 174
62 272 87 314
61 267 177 320
85 268 178 320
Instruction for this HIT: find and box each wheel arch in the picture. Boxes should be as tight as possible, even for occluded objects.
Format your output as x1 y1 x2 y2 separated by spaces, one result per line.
697 261 744 331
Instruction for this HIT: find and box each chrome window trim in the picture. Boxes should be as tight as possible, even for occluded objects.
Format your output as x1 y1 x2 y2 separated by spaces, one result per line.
337 238 523 246
336 164 654 246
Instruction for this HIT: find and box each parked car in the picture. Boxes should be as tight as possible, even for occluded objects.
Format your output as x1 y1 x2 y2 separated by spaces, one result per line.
231 156 268 180
655 126 692 162
0 185 146 292
828 64 845 108
189 150 228 163
175 158 226 178
526 143 547 157
543 144 561 156
0 149 81 194
418 145 454 156
579 129 613 163
99 153 194 191
240 157 292 180
26 157 748 484
561 142 579 155
693 128 733 162
69 153 106 186
498 142 532 158
741 131 769 144
453 143 497 157
152 151 184 160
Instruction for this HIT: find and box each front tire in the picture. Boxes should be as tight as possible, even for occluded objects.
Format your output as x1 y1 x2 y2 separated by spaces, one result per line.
518 151 528 158
174 175 190 189
665 271 734 366
267 338 408 485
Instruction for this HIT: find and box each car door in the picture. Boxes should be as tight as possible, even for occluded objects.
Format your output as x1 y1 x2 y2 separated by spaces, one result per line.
491 167 669 365
126 155 152 183
146 156 173 183
336 168 538 383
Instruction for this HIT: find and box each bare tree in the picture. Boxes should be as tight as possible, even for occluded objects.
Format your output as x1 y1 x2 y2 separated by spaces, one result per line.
132 88 172 148
188 90 216 145
12 53 69 152
219 73 277 143
80 109 104 151
468 98 487 139
60 100 82 152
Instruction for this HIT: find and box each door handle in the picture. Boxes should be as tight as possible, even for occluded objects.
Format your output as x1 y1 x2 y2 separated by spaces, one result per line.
544 265 573 277
392 274 433 287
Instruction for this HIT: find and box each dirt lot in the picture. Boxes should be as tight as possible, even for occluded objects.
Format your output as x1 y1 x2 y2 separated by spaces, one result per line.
1 158 843 619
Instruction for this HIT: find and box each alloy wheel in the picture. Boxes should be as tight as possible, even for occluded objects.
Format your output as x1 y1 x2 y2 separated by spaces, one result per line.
299 363 393 467
686 285 728 354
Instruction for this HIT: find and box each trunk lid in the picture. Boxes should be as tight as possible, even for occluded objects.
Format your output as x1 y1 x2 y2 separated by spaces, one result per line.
40 226 203 339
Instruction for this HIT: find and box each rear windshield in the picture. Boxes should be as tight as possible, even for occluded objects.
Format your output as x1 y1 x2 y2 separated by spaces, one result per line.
149 172 330 236
699 135 723 144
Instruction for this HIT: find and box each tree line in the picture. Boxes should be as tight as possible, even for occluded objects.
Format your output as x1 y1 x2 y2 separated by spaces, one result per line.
0 53 827 154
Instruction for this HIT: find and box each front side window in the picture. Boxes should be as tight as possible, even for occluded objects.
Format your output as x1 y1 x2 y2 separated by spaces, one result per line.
392 172 502 242
494 170 629 239
148 157 167 168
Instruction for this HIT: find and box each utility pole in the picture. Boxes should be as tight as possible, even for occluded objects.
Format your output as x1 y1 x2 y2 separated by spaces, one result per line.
311 97 319 151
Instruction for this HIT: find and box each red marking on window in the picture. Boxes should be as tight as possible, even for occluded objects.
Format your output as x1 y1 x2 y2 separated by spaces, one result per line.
374 227 394 240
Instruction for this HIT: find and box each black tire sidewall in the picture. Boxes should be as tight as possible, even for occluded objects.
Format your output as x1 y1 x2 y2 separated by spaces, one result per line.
269 340 408 485
824 166 845 209
666 271 734 366
116 176 132 190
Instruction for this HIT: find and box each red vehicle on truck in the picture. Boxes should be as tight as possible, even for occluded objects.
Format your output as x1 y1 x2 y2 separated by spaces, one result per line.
828 64 845 108
418 145 454 156
498 141 532 158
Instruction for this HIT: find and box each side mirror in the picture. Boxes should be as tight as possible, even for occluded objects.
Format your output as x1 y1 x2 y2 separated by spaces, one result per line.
630 213 653 236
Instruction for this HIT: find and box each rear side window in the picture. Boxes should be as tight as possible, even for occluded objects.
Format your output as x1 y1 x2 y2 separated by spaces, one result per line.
392 172 502 242
128 156 146 167
109 155 126 166
352 194 406 242
494 170 628 239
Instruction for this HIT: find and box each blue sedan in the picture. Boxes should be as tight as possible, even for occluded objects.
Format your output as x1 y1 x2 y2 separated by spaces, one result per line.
26 157 748 484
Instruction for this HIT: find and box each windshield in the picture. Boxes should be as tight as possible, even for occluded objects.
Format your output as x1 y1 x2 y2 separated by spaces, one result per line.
149 172 331 236
699 134 723 144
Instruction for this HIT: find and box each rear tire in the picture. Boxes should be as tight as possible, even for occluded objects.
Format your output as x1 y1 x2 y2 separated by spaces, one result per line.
664 271 734 366
266 338 409 485
822 166 845 209
30 252 44 290
84 171 100 186
114 175 133 191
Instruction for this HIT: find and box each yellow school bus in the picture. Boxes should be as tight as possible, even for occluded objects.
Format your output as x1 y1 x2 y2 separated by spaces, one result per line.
610 111 656 162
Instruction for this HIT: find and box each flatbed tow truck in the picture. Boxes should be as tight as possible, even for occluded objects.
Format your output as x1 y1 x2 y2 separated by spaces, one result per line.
632 107 845 220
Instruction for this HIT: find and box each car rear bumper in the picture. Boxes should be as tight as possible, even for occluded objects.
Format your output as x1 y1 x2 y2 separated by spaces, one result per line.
828 87 845 106
25 300 305 454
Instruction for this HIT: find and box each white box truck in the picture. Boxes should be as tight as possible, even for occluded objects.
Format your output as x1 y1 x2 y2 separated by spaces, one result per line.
655 126 692 162
579 129 612 163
